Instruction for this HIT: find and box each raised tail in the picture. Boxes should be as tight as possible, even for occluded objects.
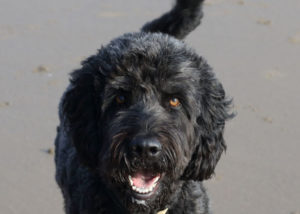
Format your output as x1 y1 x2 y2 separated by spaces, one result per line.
141 0 205 39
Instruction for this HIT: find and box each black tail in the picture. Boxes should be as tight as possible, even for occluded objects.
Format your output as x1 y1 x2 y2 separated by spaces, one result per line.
141 0 205 39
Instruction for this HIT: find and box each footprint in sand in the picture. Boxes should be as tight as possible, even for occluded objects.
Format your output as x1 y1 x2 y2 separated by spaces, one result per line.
46 148 54 155
262 116 273 124
0 25 15 39
243 105 273 124
256 18 271 26
263 68 285 80
243 105 258 113
26 24 41 32
34 65 50 73
255 2 268 9
236 0 245 5
289 32 300 44
0 102 10 108
34 65 54 76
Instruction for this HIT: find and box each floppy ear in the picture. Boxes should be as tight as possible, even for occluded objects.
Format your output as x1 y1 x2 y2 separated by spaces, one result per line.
182 67 233 181
60 62 104 168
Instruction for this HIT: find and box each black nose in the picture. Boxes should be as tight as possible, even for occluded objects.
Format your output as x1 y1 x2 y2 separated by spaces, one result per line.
129 137 162 158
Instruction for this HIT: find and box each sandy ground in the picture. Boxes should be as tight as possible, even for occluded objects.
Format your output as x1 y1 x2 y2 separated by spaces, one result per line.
0 0 299 213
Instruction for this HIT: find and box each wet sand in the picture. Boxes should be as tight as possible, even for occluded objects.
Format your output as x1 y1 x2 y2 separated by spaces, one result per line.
0 0 299 213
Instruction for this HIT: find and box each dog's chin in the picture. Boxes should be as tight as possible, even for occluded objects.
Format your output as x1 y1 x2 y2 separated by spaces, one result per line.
127 171 163 201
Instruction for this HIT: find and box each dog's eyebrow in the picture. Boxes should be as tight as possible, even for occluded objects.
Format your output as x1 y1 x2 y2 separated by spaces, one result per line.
108 75 137 91
160 76 196 94
161 85 188 95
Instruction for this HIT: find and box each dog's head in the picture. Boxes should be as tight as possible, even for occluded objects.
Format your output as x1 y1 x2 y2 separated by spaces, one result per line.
61 0 232 212
61 32 232 212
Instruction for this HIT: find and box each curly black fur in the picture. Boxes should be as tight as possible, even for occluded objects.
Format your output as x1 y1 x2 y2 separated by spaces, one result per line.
55 0 233 213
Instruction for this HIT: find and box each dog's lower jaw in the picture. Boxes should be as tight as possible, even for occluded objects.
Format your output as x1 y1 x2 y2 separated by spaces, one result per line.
105 175 177 213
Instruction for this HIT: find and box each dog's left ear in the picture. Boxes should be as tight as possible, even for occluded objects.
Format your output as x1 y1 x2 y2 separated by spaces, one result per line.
182 66 233 181
60 60 104 168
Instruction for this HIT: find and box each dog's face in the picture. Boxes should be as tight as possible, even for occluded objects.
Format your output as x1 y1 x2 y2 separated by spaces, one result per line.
62 33 232 213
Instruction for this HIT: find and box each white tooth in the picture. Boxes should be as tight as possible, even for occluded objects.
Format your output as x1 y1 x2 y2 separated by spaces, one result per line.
135 187 148 194
128 175 161 194
129 176 133 186
130 183 158 194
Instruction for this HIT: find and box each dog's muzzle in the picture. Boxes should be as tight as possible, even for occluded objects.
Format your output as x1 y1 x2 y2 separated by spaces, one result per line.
126 136 163 199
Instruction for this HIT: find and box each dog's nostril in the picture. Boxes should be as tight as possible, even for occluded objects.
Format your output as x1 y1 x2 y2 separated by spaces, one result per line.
130 137 161 157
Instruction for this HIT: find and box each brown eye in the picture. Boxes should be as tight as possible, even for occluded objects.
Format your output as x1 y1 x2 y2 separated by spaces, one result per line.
116 95 125 104
169 97 181 108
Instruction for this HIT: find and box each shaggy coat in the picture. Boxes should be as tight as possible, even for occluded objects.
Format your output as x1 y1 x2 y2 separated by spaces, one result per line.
55 0 232 213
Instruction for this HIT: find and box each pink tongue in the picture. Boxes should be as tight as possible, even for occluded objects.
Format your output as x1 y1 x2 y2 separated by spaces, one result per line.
131 173 159 188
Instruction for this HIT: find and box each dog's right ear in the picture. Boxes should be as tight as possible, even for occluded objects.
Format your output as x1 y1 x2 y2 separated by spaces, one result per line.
141 0 205 39
181 65 233 181
60 62 103 168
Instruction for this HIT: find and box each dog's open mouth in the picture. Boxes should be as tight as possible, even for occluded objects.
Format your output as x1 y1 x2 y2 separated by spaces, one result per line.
128 171 161 199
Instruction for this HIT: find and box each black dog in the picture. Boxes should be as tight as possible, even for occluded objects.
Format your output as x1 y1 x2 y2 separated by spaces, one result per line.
55 0 232 213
